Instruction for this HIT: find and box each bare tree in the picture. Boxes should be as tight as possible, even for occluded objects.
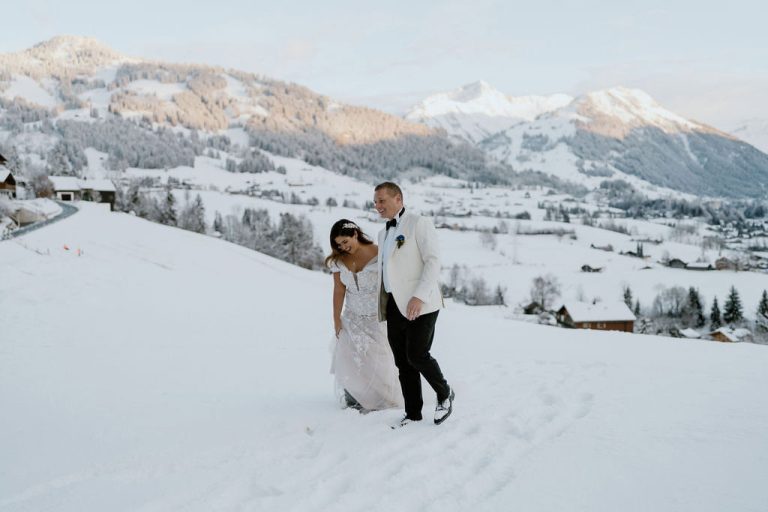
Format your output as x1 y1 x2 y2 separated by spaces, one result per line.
529 274 561 310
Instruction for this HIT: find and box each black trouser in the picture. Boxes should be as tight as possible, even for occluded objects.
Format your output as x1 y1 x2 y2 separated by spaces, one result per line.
386 294 450 420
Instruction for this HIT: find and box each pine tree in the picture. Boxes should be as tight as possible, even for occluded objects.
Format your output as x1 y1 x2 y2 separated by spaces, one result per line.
494 285 506 306
623 286 633 309
684 287 705 327
213 211 224 234
757 290 768 332
723 286 743 324
634 299 641 316
710 297 722 329
159 188 177 226
758 290 768 317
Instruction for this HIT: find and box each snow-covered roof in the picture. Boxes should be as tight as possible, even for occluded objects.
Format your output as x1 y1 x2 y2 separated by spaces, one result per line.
80 179 116 192
48 177 116 192
680 328 701 339
49 176 82 191
560 301 636 322
710 327 752 342
0 167 12 181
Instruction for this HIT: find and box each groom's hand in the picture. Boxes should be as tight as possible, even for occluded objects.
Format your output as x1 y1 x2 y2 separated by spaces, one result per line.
406 297 423 321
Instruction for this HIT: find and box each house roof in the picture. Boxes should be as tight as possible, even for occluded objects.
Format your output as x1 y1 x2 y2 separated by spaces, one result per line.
680 328 701 339
0 166 12 182
80 179 116 192
709 327 752 342
49 176 82 191
559 301 636 322
49 177 117 192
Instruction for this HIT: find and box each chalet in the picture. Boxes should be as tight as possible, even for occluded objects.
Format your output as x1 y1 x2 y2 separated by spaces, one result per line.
679 328 702 339
49 177 116 210
80 179 117 210
715 257 738 271
580 264 603 273
49 176 82 202
667 258 687 269
709 327 753 343
0 167 17 199
590 243 614 252
556 301 635 332
522 301 544 315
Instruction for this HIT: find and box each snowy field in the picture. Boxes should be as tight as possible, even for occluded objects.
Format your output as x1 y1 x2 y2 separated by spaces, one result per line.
2 203 768 511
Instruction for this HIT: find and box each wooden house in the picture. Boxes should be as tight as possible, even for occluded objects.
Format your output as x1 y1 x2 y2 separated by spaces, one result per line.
709 327 753 343
556 301 635 332
80 179 117 210
0 167 17 199
49 177 116 209
715 257 738 271
667 258 687 269
522 301 543 315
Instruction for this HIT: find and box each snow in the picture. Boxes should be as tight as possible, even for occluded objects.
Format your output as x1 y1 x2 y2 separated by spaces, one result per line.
580 87 700 132
125 80 187 100
408 81 572 121
0 74 59 108
406 81 572 144
223 74 269 119
224 127 250 148
680 328 701 339
48 176 82 191
2 203 768 510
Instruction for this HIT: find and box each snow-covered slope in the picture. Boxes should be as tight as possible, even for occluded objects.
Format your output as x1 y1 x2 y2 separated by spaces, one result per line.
406 81 572 144
2 204 768 511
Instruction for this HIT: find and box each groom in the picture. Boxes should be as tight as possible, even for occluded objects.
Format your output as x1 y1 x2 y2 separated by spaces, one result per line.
374 182 454 428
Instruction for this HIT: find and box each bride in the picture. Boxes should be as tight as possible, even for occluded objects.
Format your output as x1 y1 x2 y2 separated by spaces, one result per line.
326 219 402 413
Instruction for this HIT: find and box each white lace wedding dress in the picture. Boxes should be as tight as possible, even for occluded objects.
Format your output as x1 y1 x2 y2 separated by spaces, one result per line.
331 257 402 411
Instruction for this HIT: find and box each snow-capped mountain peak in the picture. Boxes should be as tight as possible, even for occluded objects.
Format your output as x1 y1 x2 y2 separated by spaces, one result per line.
574 86 702 134
28 35 131 66
405 81 573 144
407 80 572 120
0 36 134 78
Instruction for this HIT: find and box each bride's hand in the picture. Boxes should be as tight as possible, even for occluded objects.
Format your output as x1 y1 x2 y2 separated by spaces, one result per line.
334 318 342 338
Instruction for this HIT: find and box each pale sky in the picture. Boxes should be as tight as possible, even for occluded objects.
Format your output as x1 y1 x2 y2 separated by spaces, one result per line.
2 0 767 129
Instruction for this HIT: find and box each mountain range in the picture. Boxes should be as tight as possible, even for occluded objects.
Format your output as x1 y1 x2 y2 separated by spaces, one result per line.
2 36 768 198
408 82 768 198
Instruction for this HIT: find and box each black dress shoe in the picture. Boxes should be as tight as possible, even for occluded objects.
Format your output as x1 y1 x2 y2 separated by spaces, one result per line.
434 388 455 425
391 415 422 429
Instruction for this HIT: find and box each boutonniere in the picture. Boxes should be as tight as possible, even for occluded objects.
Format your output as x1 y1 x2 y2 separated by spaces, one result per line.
395 234 405 249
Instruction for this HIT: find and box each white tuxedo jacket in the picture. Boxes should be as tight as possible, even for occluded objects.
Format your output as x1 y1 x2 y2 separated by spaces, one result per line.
377 211 443 321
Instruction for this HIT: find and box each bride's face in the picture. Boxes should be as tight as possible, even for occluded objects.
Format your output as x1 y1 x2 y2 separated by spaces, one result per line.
335 234 358 254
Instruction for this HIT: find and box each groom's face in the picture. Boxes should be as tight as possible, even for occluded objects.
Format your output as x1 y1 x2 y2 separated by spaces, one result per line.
374 189 403 220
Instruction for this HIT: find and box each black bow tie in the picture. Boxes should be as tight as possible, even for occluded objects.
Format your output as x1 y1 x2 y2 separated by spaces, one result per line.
386 218 397 230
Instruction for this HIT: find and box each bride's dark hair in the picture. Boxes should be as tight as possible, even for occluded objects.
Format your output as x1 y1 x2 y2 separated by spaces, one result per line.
325 219 373 268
